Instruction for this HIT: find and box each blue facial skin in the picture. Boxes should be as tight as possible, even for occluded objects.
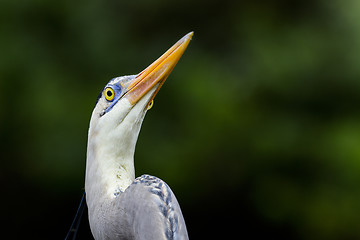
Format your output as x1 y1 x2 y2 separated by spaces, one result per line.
102 82 124 116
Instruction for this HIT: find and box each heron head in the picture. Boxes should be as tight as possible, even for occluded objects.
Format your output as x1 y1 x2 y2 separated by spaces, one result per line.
88 32 193 156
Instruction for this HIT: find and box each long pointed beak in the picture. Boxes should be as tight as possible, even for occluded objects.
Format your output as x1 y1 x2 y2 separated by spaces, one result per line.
125 32 193 106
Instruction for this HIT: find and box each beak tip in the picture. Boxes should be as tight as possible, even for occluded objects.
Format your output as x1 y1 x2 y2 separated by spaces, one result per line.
185 31 194 41
126 32 193 105
176 31 193 52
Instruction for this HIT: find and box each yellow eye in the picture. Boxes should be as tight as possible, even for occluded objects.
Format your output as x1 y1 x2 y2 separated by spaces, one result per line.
104 87 115 101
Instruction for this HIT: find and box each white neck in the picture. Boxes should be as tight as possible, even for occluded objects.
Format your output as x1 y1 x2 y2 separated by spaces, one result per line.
86 134 135 198
85 89 154 205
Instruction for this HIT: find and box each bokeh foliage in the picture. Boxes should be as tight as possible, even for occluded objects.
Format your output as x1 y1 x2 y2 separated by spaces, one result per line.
1 0 360 239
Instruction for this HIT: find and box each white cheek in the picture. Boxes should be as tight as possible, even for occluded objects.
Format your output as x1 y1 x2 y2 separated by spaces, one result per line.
99 99 132 130
92 84 157 143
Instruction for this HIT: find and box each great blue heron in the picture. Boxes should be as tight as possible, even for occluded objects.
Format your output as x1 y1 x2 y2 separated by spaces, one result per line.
84 32 193 240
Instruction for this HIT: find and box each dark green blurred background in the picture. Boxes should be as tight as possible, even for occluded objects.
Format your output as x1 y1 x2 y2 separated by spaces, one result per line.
1 0 360 239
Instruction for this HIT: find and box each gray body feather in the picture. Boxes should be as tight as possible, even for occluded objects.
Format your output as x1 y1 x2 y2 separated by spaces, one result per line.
87 175 188 240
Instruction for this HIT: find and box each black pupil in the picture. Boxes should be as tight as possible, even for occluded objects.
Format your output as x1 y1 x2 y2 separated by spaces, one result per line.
107 90 113 97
